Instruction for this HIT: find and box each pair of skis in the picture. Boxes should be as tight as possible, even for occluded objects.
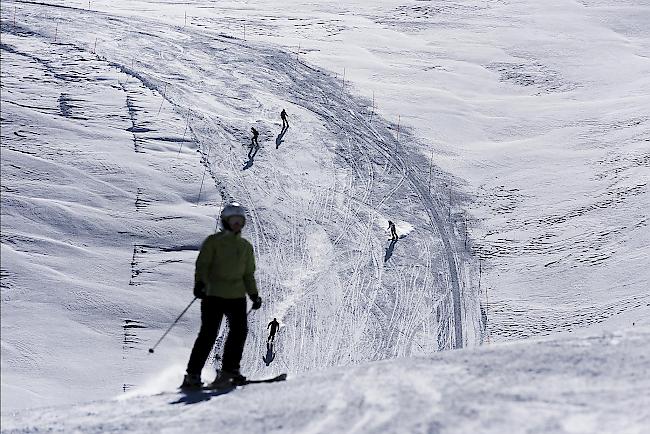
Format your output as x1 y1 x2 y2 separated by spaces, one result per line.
181 373 287 393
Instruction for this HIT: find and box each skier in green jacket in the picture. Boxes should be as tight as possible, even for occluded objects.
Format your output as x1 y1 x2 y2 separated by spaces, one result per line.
181 202 262 389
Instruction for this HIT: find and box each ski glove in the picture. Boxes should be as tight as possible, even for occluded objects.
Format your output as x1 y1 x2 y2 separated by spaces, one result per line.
250 294 262 310
194 281 206 299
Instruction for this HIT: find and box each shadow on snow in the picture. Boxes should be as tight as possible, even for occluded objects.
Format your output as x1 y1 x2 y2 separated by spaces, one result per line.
170 385 236 405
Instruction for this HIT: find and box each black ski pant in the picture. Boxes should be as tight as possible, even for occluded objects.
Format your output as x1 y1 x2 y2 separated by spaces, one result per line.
248 139 259 159
186 296 248 375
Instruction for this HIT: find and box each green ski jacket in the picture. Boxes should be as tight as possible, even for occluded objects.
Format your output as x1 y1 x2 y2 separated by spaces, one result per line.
194 231 258 299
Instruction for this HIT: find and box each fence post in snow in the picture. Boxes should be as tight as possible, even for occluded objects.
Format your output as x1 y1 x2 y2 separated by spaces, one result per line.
464 216 468 249
449 185 452 220
184 11 187 27
197 152 210 205
369 91 375 123
478 259 490 343
93 38 97 54
341 68 346 94
157 83 168 115
485 285 490 344
479 257 482 292
397 115 401 141
428 149 433 194
178 108 192 156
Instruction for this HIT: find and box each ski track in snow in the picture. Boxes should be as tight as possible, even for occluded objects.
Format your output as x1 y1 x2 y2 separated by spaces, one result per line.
2 0 649 421
1 0 479 411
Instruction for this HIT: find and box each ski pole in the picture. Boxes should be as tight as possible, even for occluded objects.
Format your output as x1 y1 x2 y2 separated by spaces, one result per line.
148 297 197 354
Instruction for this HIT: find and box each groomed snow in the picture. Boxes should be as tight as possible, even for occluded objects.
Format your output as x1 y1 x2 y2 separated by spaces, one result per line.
3 327 650 433
2 0 649 429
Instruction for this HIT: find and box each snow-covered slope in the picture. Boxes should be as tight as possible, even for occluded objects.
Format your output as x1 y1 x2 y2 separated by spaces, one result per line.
2 0 479 412
3 326 650 433
171 0 649 341
1 0 649 425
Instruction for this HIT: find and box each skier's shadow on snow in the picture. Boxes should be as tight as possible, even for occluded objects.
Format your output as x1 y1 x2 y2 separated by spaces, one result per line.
384 239 398 262
263 342 276 366
384 236 406 262
275 126 288 149
243 147 259 170
170 385 236 405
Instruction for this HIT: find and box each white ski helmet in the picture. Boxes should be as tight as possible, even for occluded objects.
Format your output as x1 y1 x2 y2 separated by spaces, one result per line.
220 202 247 229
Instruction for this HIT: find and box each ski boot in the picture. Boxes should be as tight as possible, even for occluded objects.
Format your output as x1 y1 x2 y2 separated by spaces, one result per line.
180 373 203 390
209 369 247 389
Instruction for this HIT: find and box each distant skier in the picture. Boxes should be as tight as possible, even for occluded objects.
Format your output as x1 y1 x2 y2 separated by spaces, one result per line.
181 203 263 389
388 220 398 241
249 127 260 158
267 318 280 343
280 109 289 130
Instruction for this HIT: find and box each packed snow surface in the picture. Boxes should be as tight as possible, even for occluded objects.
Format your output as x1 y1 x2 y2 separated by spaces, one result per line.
3 327 650 433
1 0 649 430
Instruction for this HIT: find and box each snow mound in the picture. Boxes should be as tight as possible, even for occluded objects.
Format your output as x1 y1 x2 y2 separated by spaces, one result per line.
3 327 649 433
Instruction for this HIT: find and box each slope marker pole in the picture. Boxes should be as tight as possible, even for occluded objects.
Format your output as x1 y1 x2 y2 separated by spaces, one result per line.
157 83 167 115
196 150 210 205
178 108 192 156
397 114 401 141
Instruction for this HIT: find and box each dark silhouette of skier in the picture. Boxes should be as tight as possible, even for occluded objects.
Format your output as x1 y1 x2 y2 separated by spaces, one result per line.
280 109 289 130
263 342 276 366
388 220 398 241
249 127 260 159
267 318 280 343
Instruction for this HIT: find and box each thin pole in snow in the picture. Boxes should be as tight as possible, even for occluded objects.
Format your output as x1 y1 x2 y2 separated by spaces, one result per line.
369 91 375 123
243 23 246 40
88 1 91 10
157 82 167 115
464 216 468 249
184 11 187 27
478 258 482 292
178 108 192 156
13 6 16 27
397 115 401 141
297 43 300 61
93 38 97 54
485 285 490 344
54 22 58 42
428 149 433 194
197 165 208 205
341 67 346 94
